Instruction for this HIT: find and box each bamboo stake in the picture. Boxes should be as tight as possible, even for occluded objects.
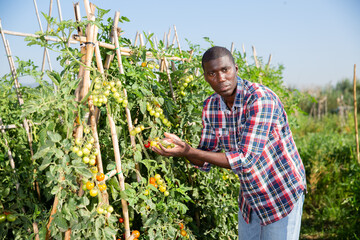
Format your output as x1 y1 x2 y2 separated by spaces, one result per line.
40 0 54 73
173 25 182 55
230 42 234 54
106 105 131 240
252 45 262 84
56 0 70 65
0 21 35 164
33 0 54 78
242 44 250 73
166 27 171 48
133 31 139 46
163 57 176 101
265 54 272 72
0 124 17 130
113 26 142 183
104 11 120 70
353 64 359 164
0 118 19 191
139 32 144 47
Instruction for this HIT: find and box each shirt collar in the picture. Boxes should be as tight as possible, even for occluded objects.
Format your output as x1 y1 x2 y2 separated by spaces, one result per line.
219 76 244 111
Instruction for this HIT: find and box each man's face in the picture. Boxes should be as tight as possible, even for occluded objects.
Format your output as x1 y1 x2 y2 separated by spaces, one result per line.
203 55 238 101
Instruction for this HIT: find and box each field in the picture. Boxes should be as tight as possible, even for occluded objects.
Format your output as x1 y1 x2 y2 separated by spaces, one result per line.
0 3 359 240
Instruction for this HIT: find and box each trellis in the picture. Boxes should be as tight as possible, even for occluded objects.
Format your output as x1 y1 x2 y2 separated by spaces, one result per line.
0 1 275 239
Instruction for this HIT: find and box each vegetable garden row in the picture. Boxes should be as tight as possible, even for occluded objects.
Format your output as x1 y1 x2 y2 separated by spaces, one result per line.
0 0 344 239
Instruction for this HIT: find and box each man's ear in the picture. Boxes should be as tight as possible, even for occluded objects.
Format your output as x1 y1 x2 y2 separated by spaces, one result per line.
235 64 239 73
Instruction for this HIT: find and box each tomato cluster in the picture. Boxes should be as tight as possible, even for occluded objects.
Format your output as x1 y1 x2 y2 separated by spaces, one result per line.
146 101 171 127
146 173 169 197
90 79 128 108
0 211 17 223
176 74 194 97
71 127 98 166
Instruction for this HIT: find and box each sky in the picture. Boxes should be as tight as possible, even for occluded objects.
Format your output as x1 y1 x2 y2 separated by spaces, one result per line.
0 0 359 90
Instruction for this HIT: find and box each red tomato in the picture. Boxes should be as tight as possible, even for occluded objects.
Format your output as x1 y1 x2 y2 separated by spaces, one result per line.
144 141 151 148
119 217 124 223
132 230 140 238
149 177 156 184
96 173 105 181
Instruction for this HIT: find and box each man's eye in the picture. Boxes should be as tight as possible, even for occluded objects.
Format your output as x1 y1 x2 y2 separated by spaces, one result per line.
208 72 215 76
222 68 228 72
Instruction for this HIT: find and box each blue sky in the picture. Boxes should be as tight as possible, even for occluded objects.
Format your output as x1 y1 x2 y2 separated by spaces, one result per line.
0 0 359 89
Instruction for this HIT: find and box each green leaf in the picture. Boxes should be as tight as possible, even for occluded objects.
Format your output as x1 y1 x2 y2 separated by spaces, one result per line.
33 147 50 160
53 214 68 231
47 131 62 143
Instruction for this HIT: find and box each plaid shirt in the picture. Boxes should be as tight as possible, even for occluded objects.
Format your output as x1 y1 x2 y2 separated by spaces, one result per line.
196 77 306 225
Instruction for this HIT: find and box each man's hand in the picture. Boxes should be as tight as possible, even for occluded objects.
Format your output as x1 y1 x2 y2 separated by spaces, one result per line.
151 132 190 157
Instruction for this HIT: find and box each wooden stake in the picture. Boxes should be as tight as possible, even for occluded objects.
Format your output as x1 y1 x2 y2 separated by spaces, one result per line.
104 11 120 70
230 42 234 54
242 44 250 73
353 64 359 164
40 0 54 73
166 27 171 48
252 45 260 69
173 25 182 55
266 54 272 72
0 21 35 165
163 58 176 102
133 31 139 46
139 32 144 47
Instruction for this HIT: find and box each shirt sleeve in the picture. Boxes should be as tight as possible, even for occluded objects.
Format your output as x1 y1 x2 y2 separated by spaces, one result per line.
193 101 222 172
227 95 276 174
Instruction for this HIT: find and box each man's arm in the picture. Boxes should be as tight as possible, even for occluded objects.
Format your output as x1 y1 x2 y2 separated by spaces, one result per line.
151 132 231 169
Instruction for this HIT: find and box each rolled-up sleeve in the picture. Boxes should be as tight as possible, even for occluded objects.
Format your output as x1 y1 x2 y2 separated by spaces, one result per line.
227 95 276 174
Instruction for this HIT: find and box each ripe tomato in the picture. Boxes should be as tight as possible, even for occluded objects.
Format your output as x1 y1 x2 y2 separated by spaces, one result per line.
180 229 187 236
96 173 105 181
132 230 140 238
159 185 166 193
135 127 142 133
86 181 95 190
179 223 184 230
141 62 147 67
98 184 107 192
144 141 150 148
89 188 98 197
119 217 124 223
90 167 98 174
154 174 161 181
149 177 156 184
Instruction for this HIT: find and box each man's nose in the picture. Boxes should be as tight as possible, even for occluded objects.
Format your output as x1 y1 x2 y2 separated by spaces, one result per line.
217 72 226 82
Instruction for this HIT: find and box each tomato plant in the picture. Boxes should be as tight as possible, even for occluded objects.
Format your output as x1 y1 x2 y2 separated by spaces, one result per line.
0 4 303 240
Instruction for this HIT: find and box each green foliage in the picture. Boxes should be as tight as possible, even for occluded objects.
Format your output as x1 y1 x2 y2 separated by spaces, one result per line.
294 114 360 239
0 7 303 240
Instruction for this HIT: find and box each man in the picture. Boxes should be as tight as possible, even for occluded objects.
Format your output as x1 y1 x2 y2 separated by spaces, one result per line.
152 46 306 240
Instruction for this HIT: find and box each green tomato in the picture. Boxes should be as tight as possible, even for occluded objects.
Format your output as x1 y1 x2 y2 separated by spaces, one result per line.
0 214 6 223
107 206 114 213
6 214 17 222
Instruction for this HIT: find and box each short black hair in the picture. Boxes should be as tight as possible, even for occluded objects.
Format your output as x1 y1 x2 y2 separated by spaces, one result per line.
201 46 235 69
